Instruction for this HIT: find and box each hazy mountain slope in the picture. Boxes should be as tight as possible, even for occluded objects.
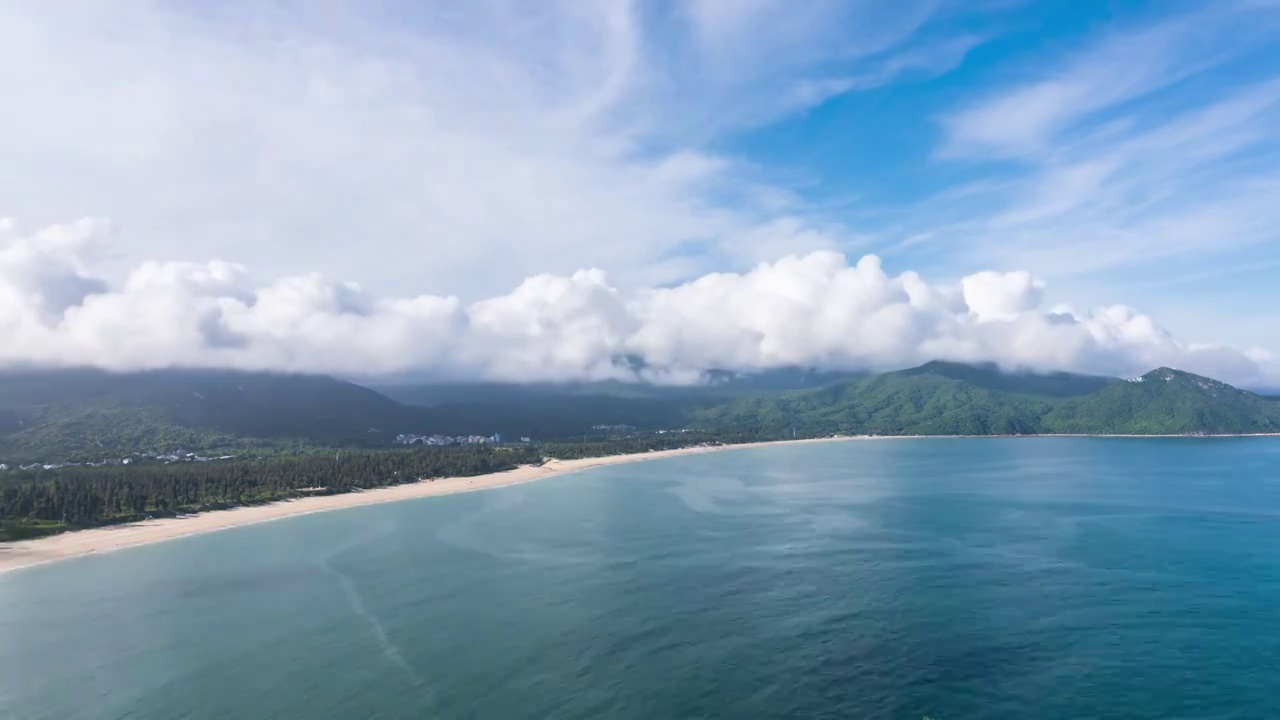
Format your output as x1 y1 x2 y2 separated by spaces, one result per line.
407 396 697 439
3 362 1276 463
375 367 869 439
896 361 1119 397
375 367 867 407
0 369 428 461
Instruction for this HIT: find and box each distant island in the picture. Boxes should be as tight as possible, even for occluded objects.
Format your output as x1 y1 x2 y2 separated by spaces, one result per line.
2 361 1279 542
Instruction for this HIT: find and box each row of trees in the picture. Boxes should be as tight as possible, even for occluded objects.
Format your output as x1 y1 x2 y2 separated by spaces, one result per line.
0 445 540 540
0 433 781 540
536 430 773 459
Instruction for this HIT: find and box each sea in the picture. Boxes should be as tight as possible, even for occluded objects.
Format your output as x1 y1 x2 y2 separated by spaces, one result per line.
2 438 1279 719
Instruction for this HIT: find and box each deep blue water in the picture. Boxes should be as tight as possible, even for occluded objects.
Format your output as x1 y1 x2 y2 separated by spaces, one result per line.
2 438 1280 719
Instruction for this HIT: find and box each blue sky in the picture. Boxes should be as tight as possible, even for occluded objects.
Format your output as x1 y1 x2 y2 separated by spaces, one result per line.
2 0 1279 384
708 0 1280 345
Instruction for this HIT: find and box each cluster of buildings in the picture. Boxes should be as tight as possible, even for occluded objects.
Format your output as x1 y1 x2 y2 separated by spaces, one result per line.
137 451 238 464
0 451 238 473
394 433 530 446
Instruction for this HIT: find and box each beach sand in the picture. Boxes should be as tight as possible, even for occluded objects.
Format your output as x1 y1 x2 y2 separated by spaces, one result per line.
0 438 852 575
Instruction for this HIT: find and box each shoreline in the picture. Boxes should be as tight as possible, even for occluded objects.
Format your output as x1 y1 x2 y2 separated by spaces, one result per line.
2 433 1277 575
0 437 846 575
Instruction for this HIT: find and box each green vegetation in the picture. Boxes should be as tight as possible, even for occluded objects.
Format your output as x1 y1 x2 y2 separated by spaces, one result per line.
3 361 1279 541
1043 368 1280 434
0 368 429 462
0 434 743 541
4 363 1279 466
0 368 757 462
0 444 522 540
534 430 770 460
693 365 1280 436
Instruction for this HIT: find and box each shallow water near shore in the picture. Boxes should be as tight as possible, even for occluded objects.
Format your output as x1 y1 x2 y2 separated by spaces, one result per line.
3 438 1279 719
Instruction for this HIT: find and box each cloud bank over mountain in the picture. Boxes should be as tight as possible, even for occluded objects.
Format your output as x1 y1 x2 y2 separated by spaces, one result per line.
3 219 1275 389
5 2 1280 362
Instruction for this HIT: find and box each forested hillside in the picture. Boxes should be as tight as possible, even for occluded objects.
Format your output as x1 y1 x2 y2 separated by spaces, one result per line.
0 367 858 461
4 362 1280 541
1043 368 1280 434
0 368 431 462
693 364 1280 436
3 362 1278 467
372 367 866 439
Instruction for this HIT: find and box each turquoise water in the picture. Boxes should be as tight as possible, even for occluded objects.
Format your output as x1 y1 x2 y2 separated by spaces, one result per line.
3 438 1280 719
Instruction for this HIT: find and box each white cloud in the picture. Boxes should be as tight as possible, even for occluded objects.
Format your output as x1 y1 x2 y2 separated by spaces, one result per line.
0 2 830 299
960 271 1045 322
3 219 1277 389
678 0 956 130
0 1 953 301
781 34 985 114
4 1 1278 375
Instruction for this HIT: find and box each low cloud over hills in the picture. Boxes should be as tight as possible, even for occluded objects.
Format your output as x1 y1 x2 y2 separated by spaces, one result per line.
2 219 1277 389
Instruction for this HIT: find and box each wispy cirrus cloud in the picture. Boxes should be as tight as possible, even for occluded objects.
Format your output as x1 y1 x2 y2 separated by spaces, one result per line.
906 2 1280 317
782 33 986 114
0 4 756 296
939 3 1279 158
0 0 962 301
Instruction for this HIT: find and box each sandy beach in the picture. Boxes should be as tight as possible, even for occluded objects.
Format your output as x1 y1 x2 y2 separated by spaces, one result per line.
0 438 853 575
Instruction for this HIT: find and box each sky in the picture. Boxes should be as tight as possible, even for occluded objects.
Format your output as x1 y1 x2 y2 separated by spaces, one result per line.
3 0 1280 387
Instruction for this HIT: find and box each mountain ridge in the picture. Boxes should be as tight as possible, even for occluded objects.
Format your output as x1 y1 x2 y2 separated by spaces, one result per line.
692 362 1280 437
0 368 429 462
2 362 1277 462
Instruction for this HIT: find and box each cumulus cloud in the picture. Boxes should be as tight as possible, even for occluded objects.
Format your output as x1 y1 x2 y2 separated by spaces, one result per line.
3 219 1277 389
961 271 1046 322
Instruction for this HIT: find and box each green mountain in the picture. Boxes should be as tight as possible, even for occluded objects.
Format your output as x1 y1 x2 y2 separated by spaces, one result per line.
374 366 864 406
693 362 1052 436
2 362 1277 463
371 367 866 440
1043 368 1280 434
693 363 1280 436
0 368 430 462
895 360 1119 397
